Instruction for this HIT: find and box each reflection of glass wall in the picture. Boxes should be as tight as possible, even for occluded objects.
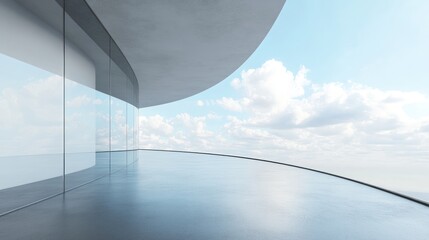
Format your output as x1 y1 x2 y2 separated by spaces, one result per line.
0 0 139 215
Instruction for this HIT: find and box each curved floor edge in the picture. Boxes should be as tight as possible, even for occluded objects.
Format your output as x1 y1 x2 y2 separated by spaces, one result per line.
139 148 429 208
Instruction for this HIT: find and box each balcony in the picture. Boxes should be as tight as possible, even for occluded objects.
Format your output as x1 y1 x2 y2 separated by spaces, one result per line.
1 150 428 239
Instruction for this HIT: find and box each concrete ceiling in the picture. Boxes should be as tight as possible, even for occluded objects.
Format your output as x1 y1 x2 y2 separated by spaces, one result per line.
86 0 286 108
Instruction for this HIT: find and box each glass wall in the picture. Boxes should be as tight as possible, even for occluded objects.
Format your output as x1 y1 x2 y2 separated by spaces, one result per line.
0 0 64 214
64 3 111 189
0 0 139 215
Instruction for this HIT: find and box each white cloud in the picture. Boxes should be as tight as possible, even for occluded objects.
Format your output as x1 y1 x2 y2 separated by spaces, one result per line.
217 60 427 135
139 59 429 194
225 59 309 114
0 75 63 156
140 59 429 168
139 113 224 151
216 97 244 112
0 74 105 156
66 95 93 108
140 115 174 135
196 100 204 107
176 113 213 138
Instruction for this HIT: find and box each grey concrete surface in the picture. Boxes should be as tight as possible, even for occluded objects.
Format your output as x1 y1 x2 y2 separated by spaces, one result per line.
86 0 286 107
1 150 429 239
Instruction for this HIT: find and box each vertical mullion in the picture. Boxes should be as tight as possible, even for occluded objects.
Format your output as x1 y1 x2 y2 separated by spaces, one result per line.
138 108 140 161
62 0 66 193
108 39 112 175
126 102 128 166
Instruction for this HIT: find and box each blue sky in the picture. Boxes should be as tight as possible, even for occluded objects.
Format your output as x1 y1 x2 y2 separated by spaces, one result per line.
140 0 429 196
142 0 429 115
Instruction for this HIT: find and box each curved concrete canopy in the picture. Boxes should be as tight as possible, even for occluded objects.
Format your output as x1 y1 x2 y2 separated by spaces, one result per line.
86 0 286 108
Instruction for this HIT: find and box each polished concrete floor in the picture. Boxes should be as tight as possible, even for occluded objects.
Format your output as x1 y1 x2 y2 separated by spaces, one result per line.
1 151 429 239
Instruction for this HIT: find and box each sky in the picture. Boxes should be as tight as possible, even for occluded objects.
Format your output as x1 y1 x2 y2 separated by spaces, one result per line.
139 0 429 197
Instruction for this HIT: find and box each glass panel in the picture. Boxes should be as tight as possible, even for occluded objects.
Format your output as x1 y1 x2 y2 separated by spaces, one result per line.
133 107 139 163
135 108 140 149
95 91 111 172
64 2 110 189
96 91 110 152
0 0 63 213
110 43 128 171
110 97 126 151
127 103 135 164
110 96 127 171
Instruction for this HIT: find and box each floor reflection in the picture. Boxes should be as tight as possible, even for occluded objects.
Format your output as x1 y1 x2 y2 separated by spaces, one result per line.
0 150 428 240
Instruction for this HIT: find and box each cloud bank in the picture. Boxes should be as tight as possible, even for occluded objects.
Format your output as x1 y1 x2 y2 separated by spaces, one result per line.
141 59 429 159
139 60 429 193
